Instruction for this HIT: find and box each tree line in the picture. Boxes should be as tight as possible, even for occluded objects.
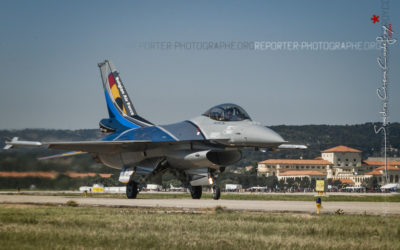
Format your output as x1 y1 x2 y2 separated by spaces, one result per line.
0 123 398 189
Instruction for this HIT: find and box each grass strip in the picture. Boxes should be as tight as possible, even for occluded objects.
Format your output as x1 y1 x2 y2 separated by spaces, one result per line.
0 204 399 249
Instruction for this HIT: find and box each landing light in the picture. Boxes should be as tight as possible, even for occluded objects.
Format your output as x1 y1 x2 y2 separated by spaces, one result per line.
208 177 214 185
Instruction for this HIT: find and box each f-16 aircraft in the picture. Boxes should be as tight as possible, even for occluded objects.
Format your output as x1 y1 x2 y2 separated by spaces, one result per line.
4 60 306 200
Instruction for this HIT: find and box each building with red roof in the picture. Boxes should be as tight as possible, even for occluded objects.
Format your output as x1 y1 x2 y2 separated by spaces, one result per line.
278 171 326 181
322 145 362 153
321 145 362 169
363 160 400 167
257 145 400 187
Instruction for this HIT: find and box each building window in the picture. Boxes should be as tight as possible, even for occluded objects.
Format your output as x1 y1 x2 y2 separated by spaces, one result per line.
301 166 304 169
395 175 399 183
338 158 341 161
317 166 320 169
296 166 299 169
346 159 348 161
306 166 309 169
353 159 356 161
312 166 315 169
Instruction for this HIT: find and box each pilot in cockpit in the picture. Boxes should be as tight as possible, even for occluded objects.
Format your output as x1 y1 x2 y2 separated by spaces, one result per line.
225 108 234 121
203 103 251 122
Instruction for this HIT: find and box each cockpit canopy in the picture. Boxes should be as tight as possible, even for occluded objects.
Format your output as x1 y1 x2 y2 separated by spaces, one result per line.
202 103 251 121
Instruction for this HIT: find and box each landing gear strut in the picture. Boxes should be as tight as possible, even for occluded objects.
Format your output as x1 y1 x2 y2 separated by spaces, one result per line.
126 180 139 199
212 185 221 200
190 185 202 199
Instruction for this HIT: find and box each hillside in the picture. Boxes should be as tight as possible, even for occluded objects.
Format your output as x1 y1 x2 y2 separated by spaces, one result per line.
0 123 399 189
1 123 399 169
234 122 400 168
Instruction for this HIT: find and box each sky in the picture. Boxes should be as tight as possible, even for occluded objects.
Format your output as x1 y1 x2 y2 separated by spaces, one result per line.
0 0 399 129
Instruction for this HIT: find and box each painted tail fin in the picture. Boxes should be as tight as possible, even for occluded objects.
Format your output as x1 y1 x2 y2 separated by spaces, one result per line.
98 60 153 131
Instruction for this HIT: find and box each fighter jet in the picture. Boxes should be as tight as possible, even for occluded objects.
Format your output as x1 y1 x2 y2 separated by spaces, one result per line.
4 60 306 200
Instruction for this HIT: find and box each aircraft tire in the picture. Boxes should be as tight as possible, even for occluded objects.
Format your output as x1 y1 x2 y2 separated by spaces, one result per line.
190 185 202 199
212 185 221 200
126 180 138 199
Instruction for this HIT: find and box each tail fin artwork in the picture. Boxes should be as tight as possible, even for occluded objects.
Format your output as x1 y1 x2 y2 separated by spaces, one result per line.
98 60 153 132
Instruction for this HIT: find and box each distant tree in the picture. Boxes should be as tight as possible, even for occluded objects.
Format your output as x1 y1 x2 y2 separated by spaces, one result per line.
363 176 379 189
162 179 183 189
248 166 258 175
278 179 285 190
310 179 316 189
300 177 310 188
286 178 295 190
1 124 400 190
294 177 302 189
265 176 278 189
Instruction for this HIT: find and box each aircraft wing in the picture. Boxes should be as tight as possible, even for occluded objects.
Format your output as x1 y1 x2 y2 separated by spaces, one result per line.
4 137 229 154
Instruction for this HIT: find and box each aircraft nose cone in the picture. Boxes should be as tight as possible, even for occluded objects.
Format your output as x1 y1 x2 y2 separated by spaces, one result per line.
260 126 286 144
245 126 286 147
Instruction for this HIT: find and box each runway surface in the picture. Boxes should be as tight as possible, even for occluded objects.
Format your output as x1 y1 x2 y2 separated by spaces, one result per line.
1 194 399 215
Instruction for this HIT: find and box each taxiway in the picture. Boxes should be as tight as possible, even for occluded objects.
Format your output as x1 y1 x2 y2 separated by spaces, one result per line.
0 194 399 215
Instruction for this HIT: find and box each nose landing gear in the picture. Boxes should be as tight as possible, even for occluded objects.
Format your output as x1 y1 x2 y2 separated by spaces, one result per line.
212 185 221 200
208 171 221 200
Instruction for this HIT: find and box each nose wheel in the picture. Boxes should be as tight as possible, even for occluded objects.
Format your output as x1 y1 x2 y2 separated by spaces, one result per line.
212 185 221 200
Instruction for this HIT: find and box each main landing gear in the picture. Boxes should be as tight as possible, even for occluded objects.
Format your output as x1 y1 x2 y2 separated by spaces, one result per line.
189 185 221 200
126 180 139 199
190 185 202 199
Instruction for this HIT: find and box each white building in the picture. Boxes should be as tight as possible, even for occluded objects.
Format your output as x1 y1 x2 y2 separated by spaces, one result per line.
278 170 326 182
321 145 362 177
225 184 243 191
258 145 400 187
258 159 332 178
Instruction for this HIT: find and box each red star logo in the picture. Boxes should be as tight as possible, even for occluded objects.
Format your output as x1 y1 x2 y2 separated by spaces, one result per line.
371 14 380 24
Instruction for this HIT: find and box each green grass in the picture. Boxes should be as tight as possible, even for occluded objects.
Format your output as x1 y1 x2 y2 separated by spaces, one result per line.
3 191 400 202
219 193 400 202
77 192 400 202
0 204 399 249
